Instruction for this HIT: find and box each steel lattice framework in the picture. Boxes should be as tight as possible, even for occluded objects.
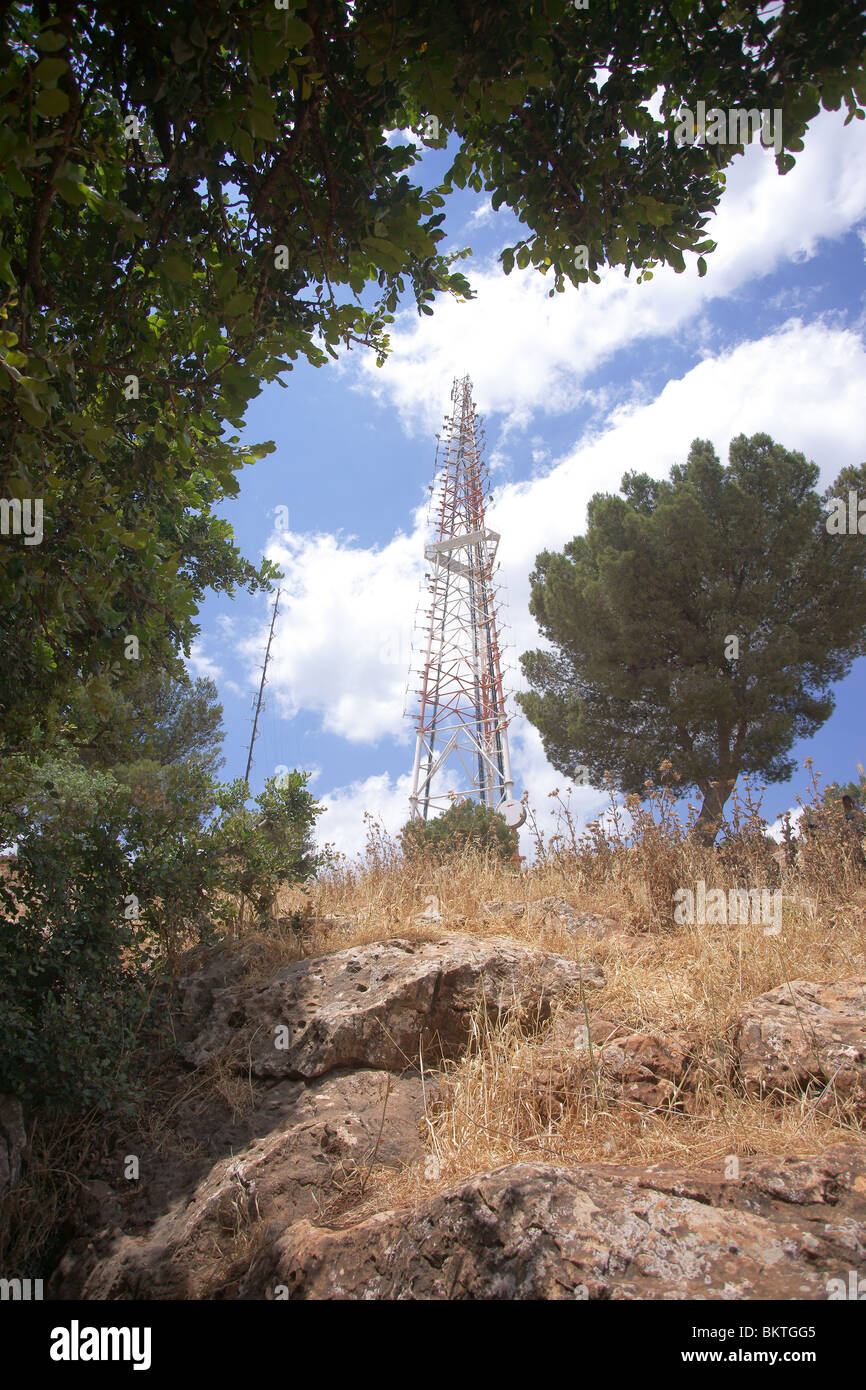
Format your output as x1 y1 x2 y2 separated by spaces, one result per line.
408 376 516 821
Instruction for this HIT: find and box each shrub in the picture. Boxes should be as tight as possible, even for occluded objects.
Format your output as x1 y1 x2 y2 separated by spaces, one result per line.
0 757 322 1114
400 799 518 865
0 758 160 1114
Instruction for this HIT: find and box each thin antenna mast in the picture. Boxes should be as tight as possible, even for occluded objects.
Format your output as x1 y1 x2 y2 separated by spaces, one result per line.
244 586 281 788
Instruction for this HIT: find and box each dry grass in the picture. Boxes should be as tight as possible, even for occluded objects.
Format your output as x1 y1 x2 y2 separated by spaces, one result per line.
0 1109 105 1277
5 764 865 1271
265 765 866 1211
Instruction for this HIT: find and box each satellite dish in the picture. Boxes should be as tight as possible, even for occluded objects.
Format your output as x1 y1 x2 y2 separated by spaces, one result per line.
501 799 526 829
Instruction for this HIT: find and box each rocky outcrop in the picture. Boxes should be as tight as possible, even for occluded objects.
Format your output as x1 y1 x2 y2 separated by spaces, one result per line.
536 1013 695 1111
52 933 603 1299
50 1069 431 1300
484 897 627 939
735 978 866 1112
0 1094 27 1196
242 1147 866 1300
39 930 866 1303
180 933 603 1079
172 942 253 1048
598 1030 694 1108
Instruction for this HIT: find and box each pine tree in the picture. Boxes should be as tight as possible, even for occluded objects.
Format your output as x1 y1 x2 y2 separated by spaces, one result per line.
520 435 866 843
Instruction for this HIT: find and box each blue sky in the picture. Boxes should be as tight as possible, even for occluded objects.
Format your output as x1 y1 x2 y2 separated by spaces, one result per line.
189 109 866 857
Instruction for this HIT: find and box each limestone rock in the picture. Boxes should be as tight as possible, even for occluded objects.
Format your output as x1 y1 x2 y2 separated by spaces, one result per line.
735 978 866 1112
482 900 526 919
483 898 624 939
180 933 603 1080
517 1059 584 1126
520 1022 695 1120
243 1147 866 1299
171 942 250 1048
51 1069 430 1300
599 1029 694 1108
546 1011 624 1050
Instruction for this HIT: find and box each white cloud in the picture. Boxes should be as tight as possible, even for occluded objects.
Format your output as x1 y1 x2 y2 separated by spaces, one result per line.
187 644 222 681
251 527 426 744
316 769 415 858
354 110 866 436
254 319 866 853
767 804 805 843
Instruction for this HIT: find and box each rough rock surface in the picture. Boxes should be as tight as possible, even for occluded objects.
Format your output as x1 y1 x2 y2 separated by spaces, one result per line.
50 1069 431 1300
172 942 252 1048
546 1011 624 1050
537 1014 695 1110
36 930 866 1303
484 897 626 938
242 1148 866 1300
0 1094 27 1196
599 1030 695 1108
735 978 866 1111
180 933 603 1079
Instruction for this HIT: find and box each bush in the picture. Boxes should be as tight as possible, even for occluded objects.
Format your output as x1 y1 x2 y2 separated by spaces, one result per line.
0 757 322 1114
0 758 160 1114
399 799 518 865
206 772 322 929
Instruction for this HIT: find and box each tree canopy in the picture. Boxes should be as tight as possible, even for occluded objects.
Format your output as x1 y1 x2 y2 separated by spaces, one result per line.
400 798 519 864
519 435 866 842
1 0 864 752
0 664 322 1112
71 666 226 779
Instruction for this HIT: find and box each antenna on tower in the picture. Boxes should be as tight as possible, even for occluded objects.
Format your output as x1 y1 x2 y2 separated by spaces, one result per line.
244 586 282 789
407 376 523 828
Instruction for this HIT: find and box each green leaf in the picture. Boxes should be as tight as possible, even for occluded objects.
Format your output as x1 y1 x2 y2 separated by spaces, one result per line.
160 255 194 284
5 166 31 198
17 396 47 426
35 29 67 51
235 128 254 163
225 291 255 316
283 18 314 48
35 87 69 116
35 57 68 84
247 109 277 140
55 176 88 205
252 30 284 77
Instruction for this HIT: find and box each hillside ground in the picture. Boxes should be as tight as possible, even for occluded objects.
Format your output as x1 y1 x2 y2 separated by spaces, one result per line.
3 766 864 1280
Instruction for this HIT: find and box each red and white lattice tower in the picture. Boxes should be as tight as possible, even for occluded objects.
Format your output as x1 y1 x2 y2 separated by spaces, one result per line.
408 376 521 826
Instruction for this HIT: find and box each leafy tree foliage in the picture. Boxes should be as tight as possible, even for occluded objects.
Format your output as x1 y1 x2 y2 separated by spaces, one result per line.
0 668 321 1112
519 435 866 843
71 666 226 780
400 798 518 864
0 757 161 1113
1 1 864 746
824 769 866 811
